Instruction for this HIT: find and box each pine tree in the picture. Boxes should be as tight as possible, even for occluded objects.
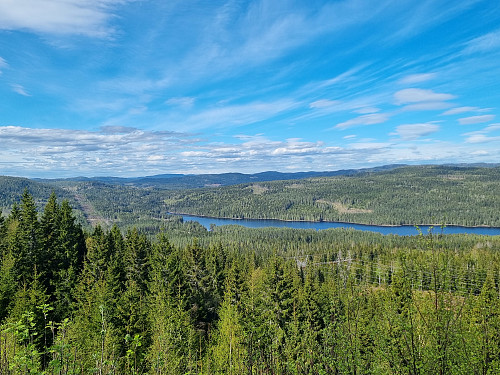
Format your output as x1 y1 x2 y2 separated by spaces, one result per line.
52 199 86 320
69 267 120 373
16 189 41 283
209 263 247 375
148 237 197 374
39 191 60 294
0 249 17 322
113 229 152 372
0 209 6 259
469 274 500 374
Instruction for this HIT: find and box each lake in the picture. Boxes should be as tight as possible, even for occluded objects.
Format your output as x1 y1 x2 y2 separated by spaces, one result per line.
179 214 500 236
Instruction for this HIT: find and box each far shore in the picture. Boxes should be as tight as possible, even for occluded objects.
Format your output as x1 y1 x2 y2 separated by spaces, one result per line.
167 212 498 229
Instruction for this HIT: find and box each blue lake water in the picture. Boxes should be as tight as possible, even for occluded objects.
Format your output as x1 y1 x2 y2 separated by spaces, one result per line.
179 214 500 236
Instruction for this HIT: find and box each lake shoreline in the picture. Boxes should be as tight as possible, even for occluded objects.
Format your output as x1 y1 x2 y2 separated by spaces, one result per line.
168 212 499 230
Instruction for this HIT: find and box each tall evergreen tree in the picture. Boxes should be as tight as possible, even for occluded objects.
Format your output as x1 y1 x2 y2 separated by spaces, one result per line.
16 189 41 283
209 263 247 375
148 237 197 374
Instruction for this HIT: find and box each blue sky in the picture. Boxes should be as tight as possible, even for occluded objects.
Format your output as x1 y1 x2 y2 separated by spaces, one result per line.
1 0 500 178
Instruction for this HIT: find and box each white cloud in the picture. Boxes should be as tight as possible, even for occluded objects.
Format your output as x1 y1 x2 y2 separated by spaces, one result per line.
463 29 500 54
11 84 31 96
309 99 340 109
442 106 480 115
393 123 440 140
0 126 190 149
465 134 500 144
1 123 498 178
0 125 197 176
335 113 389 129
179 99 297 130
394 88 455 104
0 57 7 74
166 97 195 109
398 73 436 84
349 142 390 150
484 123 500 132
0 0 128 37
458 115 495 125
354 107 380 114
470 150 489 156
402 102 452 111
464 124 500 136
319 65 368 87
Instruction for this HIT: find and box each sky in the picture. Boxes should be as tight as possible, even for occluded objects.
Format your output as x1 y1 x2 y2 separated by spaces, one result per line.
1 0 500 178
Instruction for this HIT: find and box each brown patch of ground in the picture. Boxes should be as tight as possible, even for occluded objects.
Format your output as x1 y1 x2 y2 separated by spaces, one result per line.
316 199 373 214
63 187 110 226
439 174 466 180
247 184 269 195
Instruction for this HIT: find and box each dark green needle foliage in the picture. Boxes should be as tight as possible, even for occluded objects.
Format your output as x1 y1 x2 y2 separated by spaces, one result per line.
1 189 500 374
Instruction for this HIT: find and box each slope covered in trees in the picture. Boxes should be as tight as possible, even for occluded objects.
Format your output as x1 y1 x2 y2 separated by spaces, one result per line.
163 165 500 227
1 191 500 373
2 164 500 233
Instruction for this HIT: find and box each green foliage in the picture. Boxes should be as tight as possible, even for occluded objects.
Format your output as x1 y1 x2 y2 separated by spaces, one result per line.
1 189 500 373
164 165 500 227
3 165 500 235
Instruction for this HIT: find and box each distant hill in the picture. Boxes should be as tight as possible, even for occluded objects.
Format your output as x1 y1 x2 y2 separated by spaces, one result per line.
36 164 407 189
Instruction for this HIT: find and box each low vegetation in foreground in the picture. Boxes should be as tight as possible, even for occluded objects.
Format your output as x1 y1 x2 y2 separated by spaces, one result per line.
1 190 500 374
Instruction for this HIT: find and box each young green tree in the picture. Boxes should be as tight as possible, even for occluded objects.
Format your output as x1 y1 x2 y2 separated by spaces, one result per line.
209 262 247 375
147 234 197 374
16 190 41 284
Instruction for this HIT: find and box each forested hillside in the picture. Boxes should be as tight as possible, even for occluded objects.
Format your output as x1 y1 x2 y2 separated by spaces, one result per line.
0 176 76 212
163 165 500 227
0 178 168 232
2 165 500 233
1 191 500 373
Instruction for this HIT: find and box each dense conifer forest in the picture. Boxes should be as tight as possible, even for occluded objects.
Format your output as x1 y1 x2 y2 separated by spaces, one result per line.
1 189 500 374
2 165 500 234
163 165 500 227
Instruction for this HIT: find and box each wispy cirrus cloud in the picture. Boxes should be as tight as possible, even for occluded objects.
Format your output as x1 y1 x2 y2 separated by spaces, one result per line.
0 57 7 74
335 113 389 129
458 114 495 125
0 0 129 37
462 29 500 55
173 99 298 131
398 73 436 85
394 88 455 104
309 99 340 109
464 134 500 144
11 84 31 96
166 97 195 109
385 0 483 43
403 102 452 111
392 123 440 140
355 107 380 114
442 106 481 115
462 123 500 143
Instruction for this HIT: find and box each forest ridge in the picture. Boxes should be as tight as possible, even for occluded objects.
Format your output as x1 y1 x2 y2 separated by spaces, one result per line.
1 165 500 231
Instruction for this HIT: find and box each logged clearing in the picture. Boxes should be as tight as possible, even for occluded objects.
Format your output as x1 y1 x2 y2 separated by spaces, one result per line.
316 199 373 214
248 184 269 195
